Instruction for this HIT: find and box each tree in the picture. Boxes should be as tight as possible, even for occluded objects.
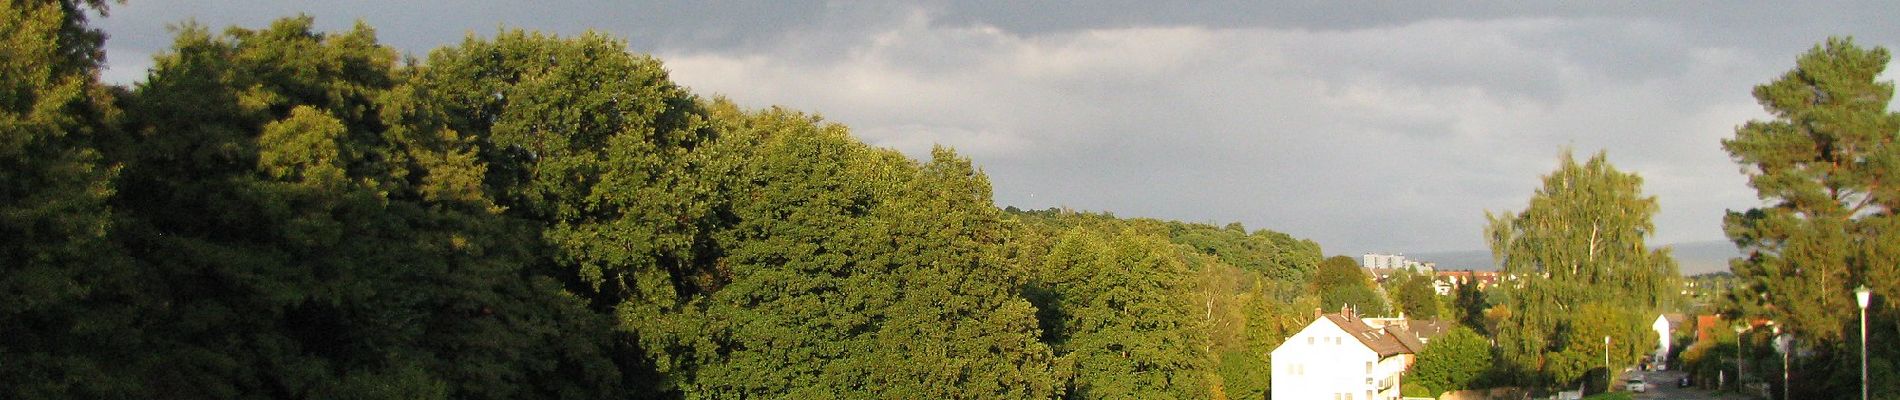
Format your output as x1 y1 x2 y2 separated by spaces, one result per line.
1410 325 1493 395
1452 281 1492 334
98 18 632 398
1038 226 1208 399
0 0 135 397
1392 272 1441 319
1311 255 1389 316
1722 37 1900 397
1486 150 1677 387
1166 221 1320 285
402 30 719 396
674 110 1056 398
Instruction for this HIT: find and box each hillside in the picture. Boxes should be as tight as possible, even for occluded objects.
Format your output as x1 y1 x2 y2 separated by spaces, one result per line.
1409 240 1739 276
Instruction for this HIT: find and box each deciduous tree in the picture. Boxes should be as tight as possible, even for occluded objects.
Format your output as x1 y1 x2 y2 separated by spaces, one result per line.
1410 325 1492 395
1486 150 1677 387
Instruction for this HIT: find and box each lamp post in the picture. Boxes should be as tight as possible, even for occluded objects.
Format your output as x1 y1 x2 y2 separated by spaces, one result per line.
1604 335 1611 393
1857 285 1872 400
1773 323 1788 400
1735 324 1747 392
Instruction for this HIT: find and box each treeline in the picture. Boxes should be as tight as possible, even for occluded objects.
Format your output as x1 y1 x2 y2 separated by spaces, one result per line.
1004 208 1330 399
1 5 1349 398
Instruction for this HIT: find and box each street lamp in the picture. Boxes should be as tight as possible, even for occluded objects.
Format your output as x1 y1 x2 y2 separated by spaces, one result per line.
1773 323 1788 400
1604 335 1611 393
1857 285 1872 400
1735 324 1747 392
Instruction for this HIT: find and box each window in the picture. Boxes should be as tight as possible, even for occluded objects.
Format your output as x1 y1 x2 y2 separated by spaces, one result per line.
1308 336 1314 345
1366 361 1373 373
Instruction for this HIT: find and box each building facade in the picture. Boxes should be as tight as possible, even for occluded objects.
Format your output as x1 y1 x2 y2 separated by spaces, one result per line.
1431 270 1500 296
1271 310 1423 400
1365 253 1436 283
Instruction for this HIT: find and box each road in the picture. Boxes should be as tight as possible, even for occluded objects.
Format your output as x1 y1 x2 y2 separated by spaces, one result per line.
1621 369 1752 400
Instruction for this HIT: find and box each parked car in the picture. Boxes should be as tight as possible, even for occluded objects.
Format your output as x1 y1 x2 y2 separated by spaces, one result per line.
1677 376 1692 387
1626 378 1647 393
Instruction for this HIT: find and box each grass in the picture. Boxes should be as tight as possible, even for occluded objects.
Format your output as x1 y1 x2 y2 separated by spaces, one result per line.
1581 392 1633 400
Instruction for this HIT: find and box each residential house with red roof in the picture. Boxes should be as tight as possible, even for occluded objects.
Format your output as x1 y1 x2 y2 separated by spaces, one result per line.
1270 307 1426 400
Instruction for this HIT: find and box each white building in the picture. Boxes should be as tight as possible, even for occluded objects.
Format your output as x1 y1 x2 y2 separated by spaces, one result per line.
1364 253 1435 281
1652 314 1671 365
1364 253 1405 270
1271 309 1425 400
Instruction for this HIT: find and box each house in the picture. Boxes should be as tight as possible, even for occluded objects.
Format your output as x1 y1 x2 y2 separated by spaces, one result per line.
1272 307 1425 400
1360 317 1449 344
1652 314 1672 364
1431 270 1500 296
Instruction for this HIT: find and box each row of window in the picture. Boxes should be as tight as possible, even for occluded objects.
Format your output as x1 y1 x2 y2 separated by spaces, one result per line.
1279 361 1376 375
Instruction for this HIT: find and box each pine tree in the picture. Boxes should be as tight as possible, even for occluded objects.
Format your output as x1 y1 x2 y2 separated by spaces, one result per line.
1722 37 1900 397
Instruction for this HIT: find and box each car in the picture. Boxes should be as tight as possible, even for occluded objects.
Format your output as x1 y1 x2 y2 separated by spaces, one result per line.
1678 376 1692 387
1626 378 1647 393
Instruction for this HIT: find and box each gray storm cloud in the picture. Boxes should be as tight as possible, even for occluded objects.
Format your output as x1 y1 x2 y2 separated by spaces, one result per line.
93 1 1900 257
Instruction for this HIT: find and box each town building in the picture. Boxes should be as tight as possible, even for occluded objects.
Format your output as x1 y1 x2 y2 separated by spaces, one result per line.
1652 314 1678 366
1431 270 1500 296
1271 307 1426 400
1364 253 1436 282
1364 317 1450 347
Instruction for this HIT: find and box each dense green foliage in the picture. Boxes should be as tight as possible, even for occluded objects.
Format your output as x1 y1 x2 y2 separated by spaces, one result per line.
0 0 130 396
108 17 628 399
1485 150 1677 389
1005 210 1327 399
1385 269 1441 319
1311 255 1390 317
23 6 1886 400
1409 325 1493 396
0 11 1347 399
1722 37 1900 398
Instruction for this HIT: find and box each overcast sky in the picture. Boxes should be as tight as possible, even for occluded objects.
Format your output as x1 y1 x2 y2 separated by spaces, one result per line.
90 1 1900 258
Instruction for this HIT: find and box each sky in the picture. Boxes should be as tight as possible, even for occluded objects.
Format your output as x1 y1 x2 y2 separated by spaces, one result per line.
88 1 1900 259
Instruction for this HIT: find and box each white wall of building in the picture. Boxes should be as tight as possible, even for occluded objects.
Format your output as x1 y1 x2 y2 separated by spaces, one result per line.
1271 318 1404 400
1364 253 1404 270
1652 315 1671 364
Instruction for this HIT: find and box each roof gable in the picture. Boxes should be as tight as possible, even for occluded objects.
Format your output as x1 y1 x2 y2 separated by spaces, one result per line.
1320 313 1418 357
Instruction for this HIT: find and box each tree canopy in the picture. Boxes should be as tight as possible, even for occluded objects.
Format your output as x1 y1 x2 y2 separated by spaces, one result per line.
1311 255 1390 317
1409 325 1493 396
1486 150 1677 388
0 12 1346 399
1723 37 1900 397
